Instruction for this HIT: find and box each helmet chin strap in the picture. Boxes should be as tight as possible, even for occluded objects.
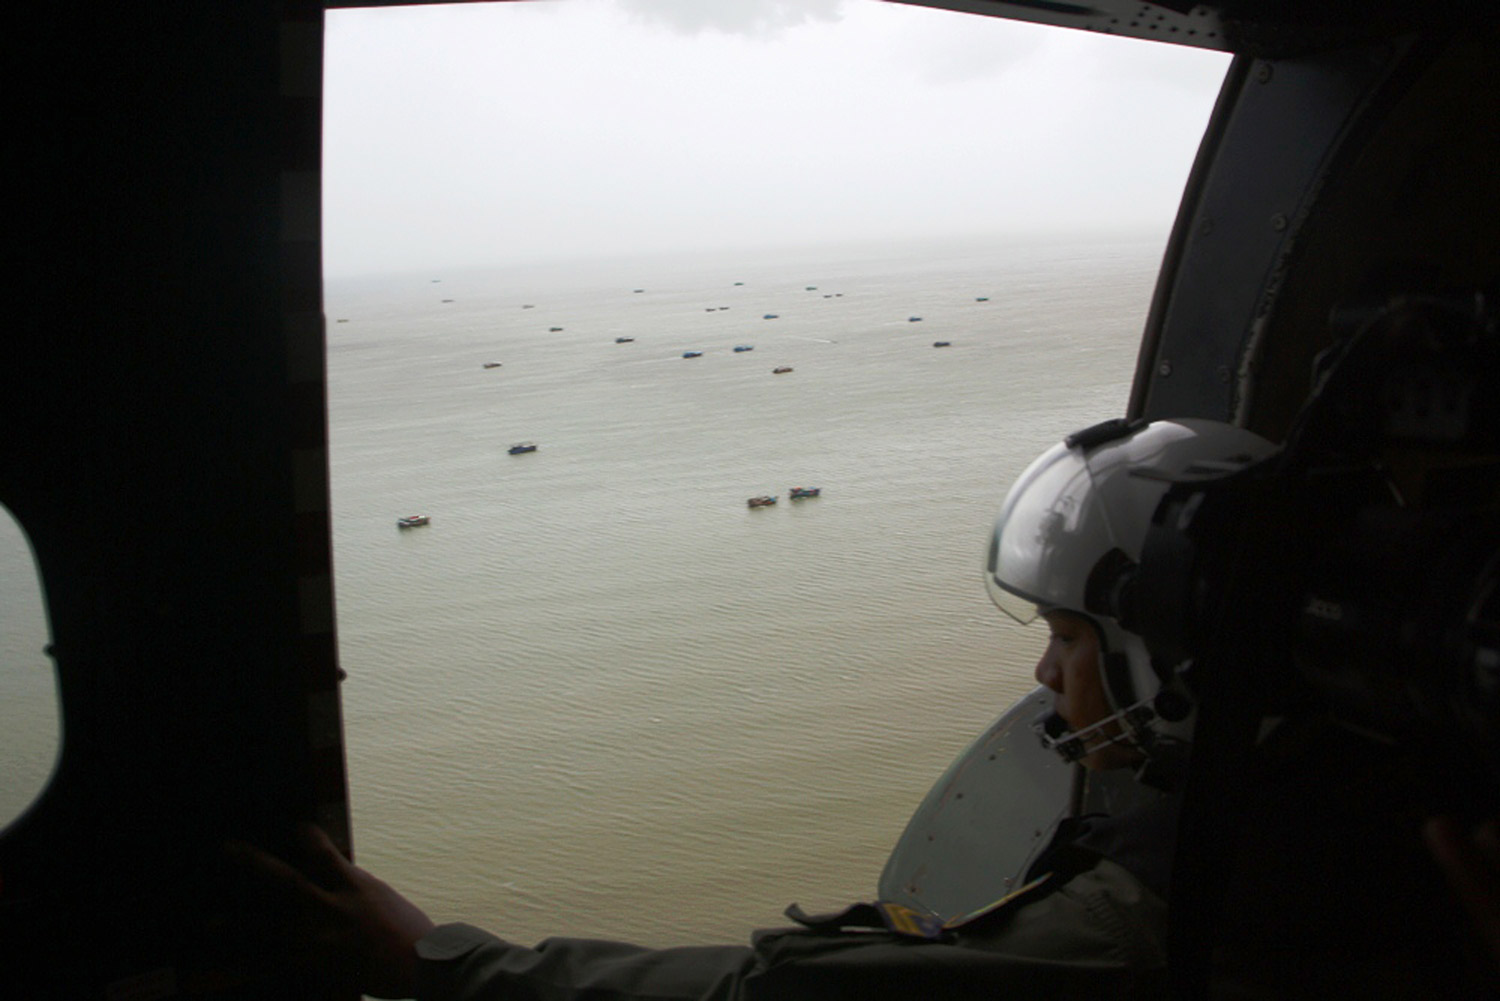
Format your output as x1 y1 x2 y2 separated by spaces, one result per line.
1033 697 1159 764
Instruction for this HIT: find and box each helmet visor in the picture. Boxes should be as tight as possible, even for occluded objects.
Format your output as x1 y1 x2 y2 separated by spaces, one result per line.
985 442 1114 622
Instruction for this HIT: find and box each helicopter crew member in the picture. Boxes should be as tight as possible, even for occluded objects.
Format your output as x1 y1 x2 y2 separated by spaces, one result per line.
236 418 1276 1001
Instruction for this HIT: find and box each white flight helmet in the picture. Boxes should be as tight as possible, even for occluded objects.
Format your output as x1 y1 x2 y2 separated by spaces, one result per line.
985 417 1277 783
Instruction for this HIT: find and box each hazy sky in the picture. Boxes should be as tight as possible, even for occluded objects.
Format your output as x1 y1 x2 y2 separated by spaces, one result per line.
323 0 1231 278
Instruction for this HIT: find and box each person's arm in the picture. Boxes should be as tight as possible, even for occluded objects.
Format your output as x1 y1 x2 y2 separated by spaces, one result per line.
231 826 1167 1001
414 923 756 1001
229 825 757 1001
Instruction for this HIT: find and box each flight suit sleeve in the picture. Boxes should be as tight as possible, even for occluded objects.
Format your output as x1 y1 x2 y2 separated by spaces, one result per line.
415 858 1167 1001
415 924 759 1001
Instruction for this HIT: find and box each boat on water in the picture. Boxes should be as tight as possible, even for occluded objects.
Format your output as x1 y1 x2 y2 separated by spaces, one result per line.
933 341 952 348
397 514 430 528
482 362 502 369
615 336 634 343
789 487 821 499
763 314 779 319
549 326 564 332
772 366 793 374
747 495 777 508
508 442 538 454
683 350 703 358
908 316 923 322
976 297 989 302
733 344 754 352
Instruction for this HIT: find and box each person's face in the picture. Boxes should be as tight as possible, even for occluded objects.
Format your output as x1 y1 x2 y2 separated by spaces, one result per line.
1033 610 1140 770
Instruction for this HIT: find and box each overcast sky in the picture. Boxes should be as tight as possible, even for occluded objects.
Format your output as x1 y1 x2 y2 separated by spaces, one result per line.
322 0 1231 278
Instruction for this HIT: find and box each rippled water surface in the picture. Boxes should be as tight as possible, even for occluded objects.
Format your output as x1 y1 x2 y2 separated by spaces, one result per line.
323 235 1151 946
0 234 1154 948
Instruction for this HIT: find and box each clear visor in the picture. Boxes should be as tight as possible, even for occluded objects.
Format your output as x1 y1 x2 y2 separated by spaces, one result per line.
983 532 1044 625
984 442 1118 622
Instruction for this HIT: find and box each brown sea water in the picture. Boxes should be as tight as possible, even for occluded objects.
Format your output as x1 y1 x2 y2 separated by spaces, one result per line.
0 233 1154 948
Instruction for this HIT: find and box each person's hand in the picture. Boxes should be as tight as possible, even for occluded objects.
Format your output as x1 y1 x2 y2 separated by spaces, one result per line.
228 823 435 999
1424 815 1500 980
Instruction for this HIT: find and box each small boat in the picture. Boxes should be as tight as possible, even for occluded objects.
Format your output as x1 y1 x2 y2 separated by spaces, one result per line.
522 304 535 309
683 350 703 358
763 314 779 319
734 282 745 286
397 515 430 529
733 344 754 352
483 362 502 369
549 326 564 332
908 316 923 322
508 442 538 454
933 341 952 348
976 297 989 302
789 487 821 499
805 286 817 291
615 336 634 343
747 495 777 508
633 289 645 293
772 366 793 374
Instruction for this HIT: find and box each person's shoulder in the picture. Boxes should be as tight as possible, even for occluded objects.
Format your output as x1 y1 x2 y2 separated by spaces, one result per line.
958 856 1168 971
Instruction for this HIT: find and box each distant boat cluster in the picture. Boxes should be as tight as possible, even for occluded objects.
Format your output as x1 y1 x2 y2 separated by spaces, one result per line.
455 278 987 364
386 278 991 528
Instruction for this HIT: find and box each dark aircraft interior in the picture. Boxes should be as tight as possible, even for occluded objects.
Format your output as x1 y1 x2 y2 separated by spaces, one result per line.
3 0 1496 997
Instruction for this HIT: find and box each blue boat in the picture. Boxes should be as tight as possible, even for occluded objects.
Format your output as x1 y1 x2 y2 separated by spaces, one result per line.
763 314 779 319
733 344 754 352
683 350 703 358
508 442 538 454
789 487 821 499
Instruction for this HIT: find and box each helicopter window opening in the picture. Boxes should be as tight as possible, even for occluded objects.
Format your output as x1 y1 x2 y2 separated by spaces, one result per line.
0 504 59 831
321 0 1228 947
